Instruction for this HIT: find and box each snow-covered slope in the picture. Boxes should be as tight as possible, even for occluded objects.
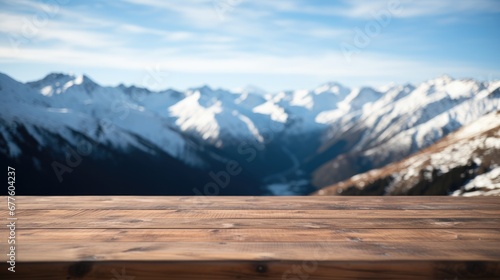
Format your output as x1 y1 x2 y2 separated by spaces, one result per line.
268 82 352 133
1 73 204 166
168 87 275 146
311 76 500 188
313 111 500 196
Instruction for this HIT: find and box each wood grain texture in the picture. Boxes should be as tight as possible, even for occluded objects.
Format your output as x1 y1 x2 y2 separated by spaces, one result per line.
0 196 499 279
3 242 500 262
1 261 499 280
7 228 500 243
12 208 500 219
8 217 500 229
12 195 500 210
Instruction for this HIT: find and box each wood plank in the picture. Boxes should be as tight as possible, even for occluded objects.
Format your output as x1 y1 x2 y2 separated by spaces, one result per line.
1 196 498 279
13 209 500 219
11 195 500 210
2 242 500 262
10 217 500 229
8 228 500 243
1 261 499 280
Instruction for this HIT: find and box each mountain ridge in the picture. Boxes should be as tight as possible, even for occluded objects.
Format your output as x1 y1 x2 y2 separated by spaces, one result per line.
313 110 500 196
1 72 499 195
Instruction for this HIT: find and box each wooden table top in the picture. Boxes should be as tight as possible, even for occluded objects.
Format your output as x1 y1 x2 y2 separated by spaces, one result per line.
1 196 500 279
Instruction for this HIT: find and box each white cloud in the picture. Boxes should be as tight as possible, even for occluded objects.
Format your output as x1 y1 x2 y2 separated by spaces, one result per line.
0 0 498 90
0 12 124 49
394 0 500 18
118 24 196 41
1 45 496 84
122 0 223 27
250 0 500 19
314 0 500 19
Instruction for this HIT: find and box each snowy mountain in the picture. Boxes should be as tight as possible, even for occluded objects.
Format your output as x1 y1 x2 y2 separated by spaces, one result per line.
0 73 261 194
313 111 500 196
2 72 202 166
1 72 498 195
310 75 500 188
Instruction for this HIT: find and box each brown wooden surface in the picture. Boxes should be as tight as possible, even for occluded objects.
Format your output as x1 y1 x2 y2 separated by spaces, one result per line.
1 196 499 279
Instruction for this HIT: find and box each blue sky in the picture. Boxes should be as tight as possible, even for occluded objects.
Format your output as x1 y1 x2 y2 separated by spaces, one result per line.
0 0 499 92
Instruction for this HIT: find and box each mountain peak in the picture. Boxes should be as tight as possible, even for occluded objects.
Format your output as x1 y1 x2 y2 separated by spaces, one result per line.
322 81 345 88
75 74 97 86
189 85 212 92
314 82 350 96
30 72 98 86
430 74 454 84
118 83 152 95
26 72 75 90
25 73 98 95
46 72 74 79
40 72 75 83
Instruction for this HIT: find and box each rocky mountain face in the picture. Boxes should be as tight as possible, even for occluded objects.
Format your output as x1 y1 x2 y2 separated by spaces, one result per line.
1 72 498 195
313 111 500 196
